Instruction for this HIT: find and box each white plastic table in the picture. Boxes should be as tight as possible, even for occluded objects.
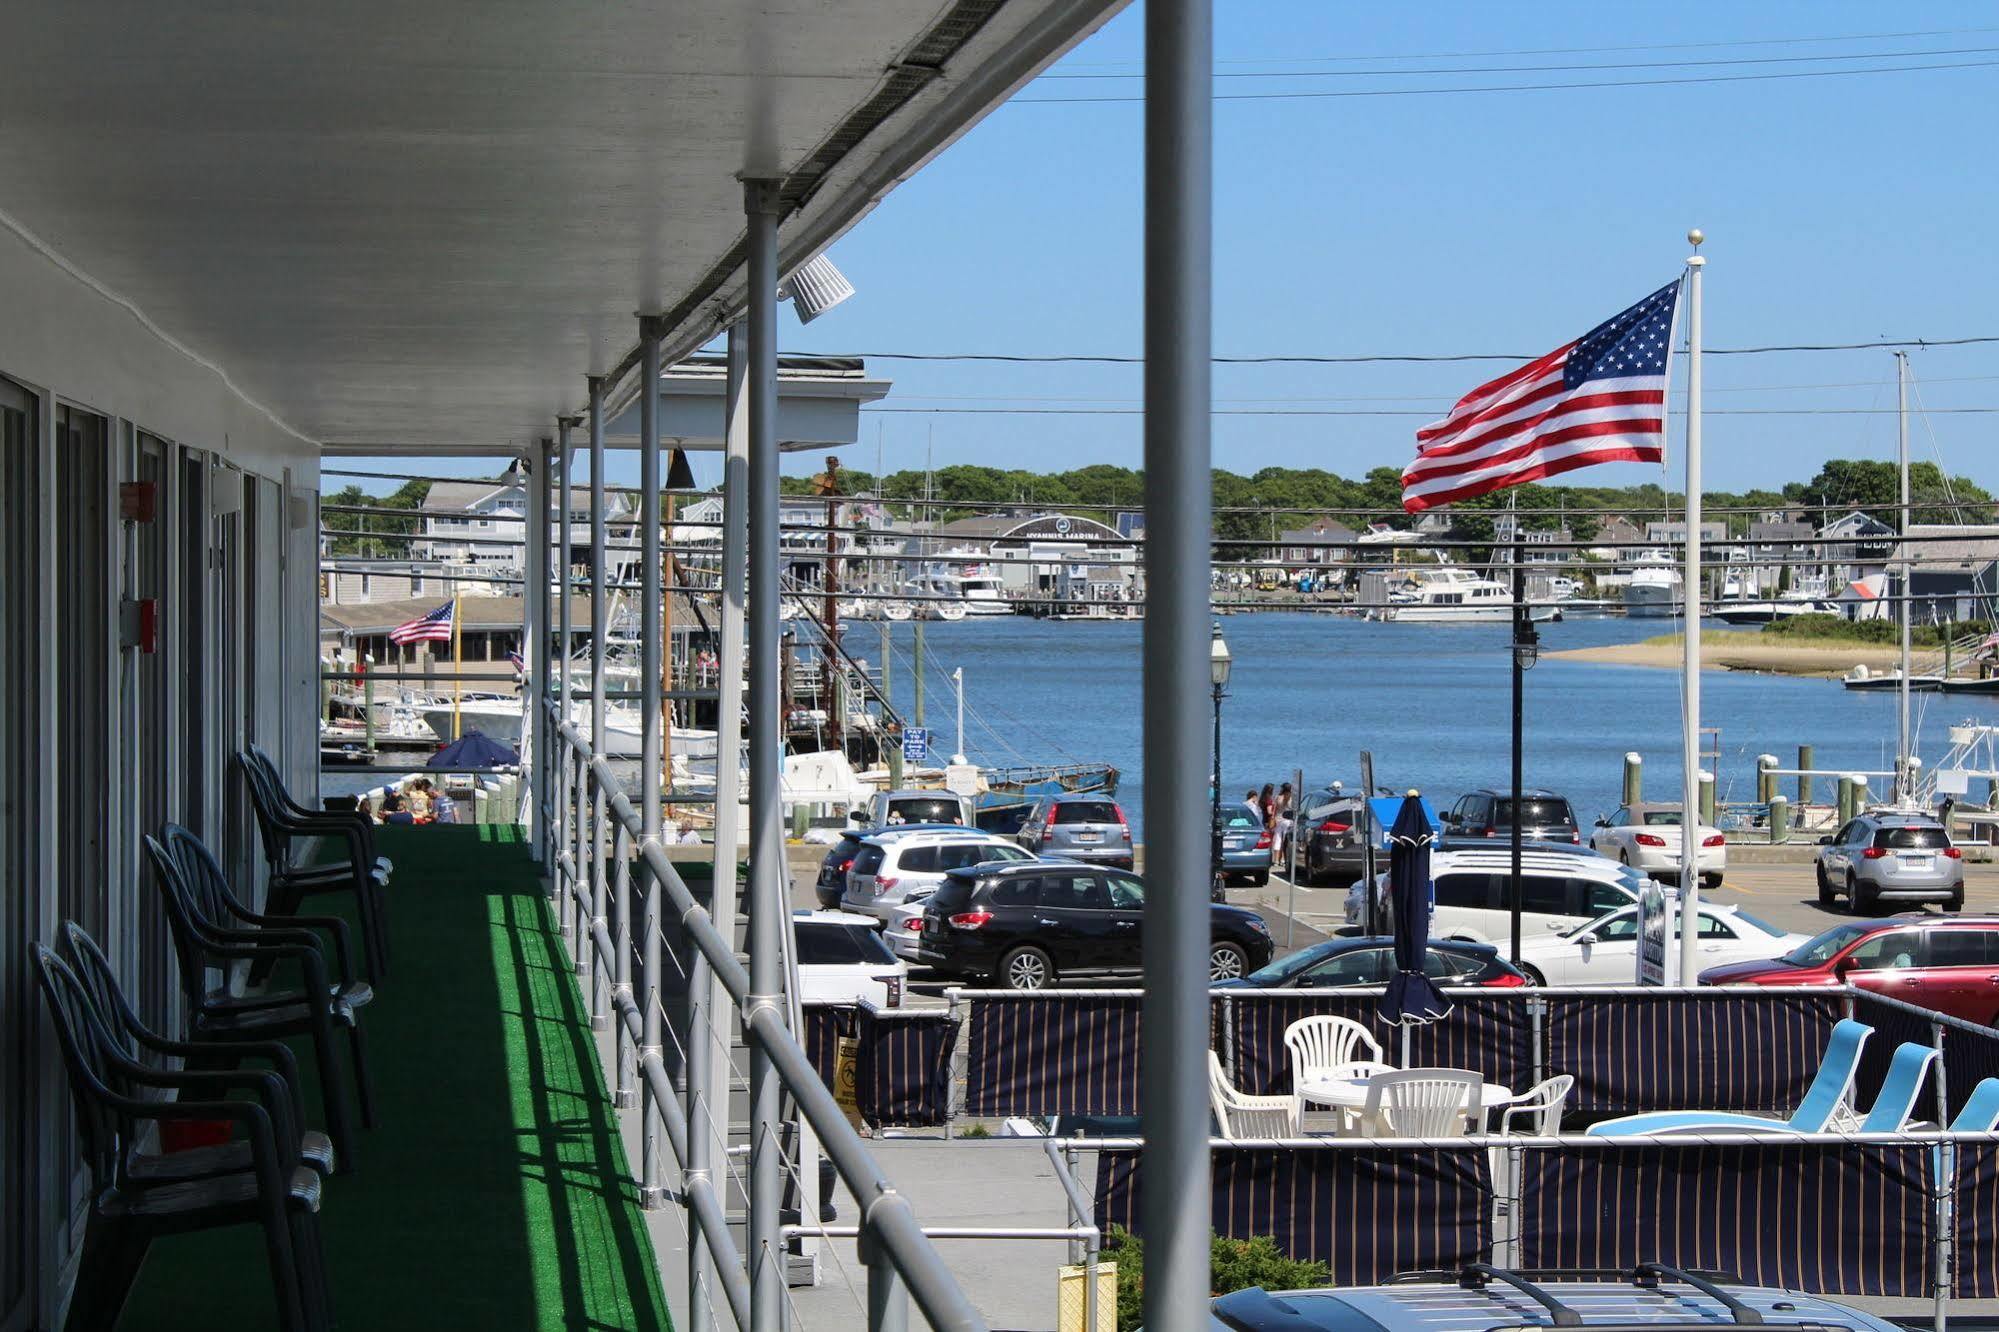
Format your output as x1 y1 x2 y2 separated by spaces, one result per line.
1295 1072 1520 1134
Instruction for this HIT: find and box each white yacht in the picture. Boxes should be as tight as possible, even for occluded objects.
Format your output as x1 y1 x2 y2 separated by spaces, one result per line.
422 697 717 759
1383 567 1515 623
959 569 1012 616
1622 551 1684 618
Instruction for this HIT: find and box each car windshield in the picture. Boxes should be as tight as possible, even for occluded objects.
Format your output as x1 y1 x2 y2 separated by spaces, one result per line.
1497 798 1572 827
1875 825 1950 850
1783 922 1874 967
794 921 897 966
1053 801 1120 825
888 798 962 825
1245 941 1347 985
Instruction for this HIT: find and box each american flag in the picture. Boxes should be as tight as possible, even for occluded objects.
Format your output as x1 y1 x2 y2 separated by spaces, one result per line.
506 649 526 675
388 599 455 646
1402 280 1681 513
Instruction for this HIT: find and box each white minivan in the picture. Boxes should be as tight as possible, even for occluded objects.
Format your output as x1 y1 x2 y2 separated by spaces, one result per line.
842 828 1034 924
1345 846 1647 944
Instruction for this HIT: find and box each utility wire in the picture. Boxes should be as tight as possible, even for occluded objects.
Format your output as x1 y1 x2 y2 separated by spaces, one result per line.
1043 42 1999 80
803 336 1999 366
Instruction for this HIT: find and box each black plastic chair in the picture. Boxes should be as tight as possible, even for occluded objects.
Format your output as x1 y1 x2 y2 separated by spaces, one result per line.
34 945 330 1331
236 748 391 982
61 923 336 1180
146 828 377 1171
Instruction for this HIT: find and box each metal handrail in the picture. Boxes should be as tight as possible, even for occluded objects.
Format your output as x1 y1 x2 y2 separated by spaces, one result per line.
544 708 983 1332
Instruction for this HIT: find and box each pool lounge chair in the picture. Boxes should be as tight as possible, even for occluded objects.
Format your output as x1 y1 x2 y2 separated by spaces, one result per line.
1585 1019 1872 1137
1856 1043 1942 1133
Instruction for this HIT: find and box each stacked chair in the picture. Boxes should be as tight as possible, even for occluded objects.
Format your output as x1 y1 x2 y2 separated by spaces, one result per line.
35 751 393 1329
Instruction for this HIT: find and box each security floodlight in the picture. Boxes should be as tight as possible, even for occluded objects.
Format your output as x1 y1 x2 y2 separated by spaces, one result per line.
780 253 855 324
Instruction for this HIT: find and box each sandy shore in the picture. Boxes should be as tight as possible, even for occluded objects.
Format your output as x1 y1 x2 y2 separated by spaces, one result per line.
1547 632 1908 679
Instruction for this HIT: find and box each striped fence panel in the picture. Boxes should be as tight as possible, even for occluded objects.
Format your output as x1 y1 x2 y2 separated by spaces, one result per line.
1095 1146 1492 1284
1221 993 1534 1101
1849 992 1945 1120
1953 1142 1999 1296
855 1006 959 1127
1543 992 1841 1116
964 996 1143 1117
803 1004 853 1093
1520 1142 1934 1296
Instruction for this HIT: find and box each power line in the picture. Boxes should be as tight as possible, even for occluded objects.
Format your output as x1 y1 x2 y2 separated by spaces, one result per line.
1016 55 1999 104
1043 42 1999 80
863 405 1999 418
805 335 1999 366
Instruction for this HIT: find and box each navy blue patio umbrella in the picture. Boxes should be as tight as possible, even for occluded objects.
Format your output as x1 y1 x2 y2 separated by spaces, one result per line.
1379 790 1453 1026
428 730 519 770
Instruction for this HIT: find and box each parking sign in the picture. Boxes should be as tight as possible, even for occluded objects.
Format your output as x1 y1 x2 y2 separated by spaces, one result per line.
902 727 929 763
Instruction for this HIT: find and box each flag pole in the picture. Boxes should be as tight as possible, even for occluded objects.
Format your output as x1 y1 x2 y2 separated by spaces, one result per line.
1678 229 1705 986
451 593 463 740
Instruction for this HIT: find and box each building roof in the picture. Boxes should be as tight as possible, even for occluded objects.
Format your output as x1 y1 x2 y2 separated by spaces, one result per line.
1277 520 1359 545
1894 524 1999 575
1749 520 1816 542
321 590 704 637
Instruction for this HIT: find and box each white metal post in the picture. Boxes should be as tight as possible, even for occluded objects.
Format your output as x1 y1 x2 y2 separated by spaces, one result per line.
951 666 965 764
744 176 788 1332
1140 2 1214 1328
559 418 576 945
639 313 667 1208
527 443 550 865
589 377 609 1025
1897 350 1912 804
1678 233 1705 986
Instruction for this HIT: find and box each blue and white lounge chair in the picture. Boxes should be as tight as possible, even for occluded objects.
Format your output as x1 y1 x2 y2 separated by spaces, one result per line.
1586 1019 1873 1137
1951 1078 1999 1133
1856 1043 1941 1133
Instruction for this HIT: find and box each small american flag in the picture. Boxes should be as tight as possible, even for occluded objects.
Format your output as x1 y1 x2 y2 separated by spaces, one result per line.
506 650 526 675
1402 280 1681 513
389 599 455 646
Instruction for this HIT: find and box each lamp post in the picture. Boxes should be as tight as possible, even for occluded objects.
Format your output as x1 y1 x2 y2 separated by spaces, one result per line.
1209 623 1232 898
1507 553 1540 966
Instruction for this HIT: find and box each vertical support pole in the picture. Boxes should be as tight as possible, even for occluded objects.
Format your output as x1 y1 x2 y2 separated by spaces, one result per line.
1509 547 1528 966
1933 1017 1950 1126
743 177 788 1332
1937 1135 1954 1332
1138 2 1213 1327
1897 350 1914 804
638 312 667 1210
1798 743 1814 807
864 1232 909 1332
614 822 636 1109
558 419 576 945
588 379 609 1022
1678 236 1705 987
528 442 551 864
689 319 751 1332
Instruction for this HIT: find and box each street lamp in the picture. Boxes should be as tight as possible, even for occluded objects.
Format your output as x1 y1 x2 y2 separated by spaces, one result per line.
1210 622 1232 899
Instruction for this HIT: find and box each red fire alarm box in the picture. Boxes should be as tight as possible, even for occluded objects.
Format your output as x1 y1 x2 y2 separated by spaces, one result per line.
119 481 157 523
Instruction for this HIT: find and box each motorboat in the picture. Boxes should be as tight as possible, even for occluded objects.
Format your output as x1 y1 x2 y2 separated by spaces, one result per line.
422 696 717 758
1842 665 1943 693
959 569 1013 616
1712 596 1840 626
1383 567 1514 623
1622 551 1683 618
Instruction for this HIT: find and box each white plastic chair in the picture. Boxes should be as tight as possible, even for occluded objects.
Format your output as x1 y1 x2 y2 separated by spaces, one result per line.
1207 1051 1299 1141
1360 1069 1483 1138
1497 1075 1574 1136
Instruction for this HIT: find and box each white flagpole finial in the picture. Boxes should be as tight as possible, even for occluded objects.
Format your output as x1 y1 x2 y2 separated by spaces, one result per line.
1687 227 1705 248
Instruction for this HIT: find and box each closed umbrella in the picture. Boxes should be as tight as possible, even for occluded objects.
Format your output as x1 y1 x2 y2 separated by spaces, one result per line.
428 730 519 770
1380 790 1452 1026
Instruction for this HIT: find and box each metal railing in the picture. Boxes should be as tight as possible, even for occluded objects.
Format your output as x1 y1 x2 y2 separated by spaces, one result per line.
540 707 983 1332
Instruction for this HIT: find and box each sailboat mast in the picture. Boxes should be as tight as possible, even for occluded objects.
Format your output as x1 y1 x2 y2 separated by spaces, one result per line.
1897 350 1912 805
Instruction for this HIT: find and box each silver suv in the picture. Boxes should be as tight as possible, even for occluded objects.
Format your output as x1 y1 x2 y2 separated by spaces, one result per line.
1816 811 1964 913
1015 794 1133 870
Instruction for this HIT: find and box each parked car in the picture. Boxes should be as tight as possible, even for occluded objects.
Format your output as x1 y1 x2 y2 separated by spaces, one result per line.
857 787 976 830
1442 787 1583 845
1199 1269 1907 1331
792 911 908 1007
1702 916 1999 1024
1589 801 1726 888
1216 802 1273 887
842 828 1035 923
1214 936 1525 990
914 860 1274 989
1345 846 1644 945
1815 811 1965 913
813 822 965 909
883 896 929 963
1015 793 1133 869
1296 790 1377 886
1516 900 1803 986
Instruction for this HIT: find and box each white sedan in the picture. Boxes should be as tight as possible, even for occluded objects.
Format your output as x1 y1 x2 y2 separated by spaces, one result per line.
1589 802 1727 888
794 911 908 1007
1516 902 1805 987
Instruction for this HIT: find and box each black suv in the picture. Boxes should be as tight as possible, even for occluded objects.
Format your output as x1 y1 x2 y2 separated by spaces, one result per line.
1297 790 1378 886
913 861 1275 990
1443 788 1582 844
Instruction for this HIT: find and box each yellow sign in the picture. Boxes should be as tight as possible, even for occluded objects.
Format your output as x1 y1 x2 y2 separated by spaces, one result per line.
833 1035 863 1129
1057 1262 1116 1332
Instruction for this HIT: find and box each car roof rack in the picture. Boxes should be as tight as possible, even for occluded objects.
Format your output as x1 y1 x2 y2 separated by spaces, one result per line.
1457 1263 1584 1326
1385 1264 1813 1332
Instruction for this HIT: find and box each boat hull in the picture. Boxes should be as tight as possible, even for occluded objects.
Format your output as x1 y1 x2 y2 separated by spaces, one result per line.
1623 583 1682 618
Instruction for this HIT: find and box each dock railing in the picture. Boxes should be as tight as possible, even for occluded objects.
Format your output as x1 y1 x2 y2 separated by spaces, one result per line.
541 707 984 1332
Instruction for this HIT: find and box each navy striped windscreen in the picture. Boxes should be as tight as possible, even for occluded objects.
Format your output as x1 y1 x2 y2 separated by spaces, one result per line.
1544 992 1841 1116
1520 1142 1933 1296
1096 1146 1492 1283
964 996 1143 1116
803 1004 852 1092
1849 992 1943 1120
1222 994 1533 1099
855 1007 958 1127
1953 1141 1999 1296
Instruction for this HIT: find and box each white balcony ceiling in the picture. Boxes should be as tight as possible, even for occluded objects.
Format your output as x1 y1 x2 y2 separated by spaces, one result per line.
0 0 1122 451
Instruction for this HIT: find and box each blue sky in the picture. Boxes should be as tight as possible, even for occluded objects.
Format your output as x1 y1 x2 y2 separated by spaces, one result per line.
352 3 1999 497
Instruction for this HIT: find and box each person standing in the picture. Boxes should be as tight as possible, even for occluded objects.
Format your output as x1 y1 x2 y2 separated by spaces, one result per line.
1258 783 1277 840
1276 781 1295 862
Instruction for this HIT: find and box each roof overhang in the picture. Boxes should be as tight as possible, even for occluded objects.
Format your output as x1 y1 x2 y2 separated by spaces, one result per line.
2 0 1127 456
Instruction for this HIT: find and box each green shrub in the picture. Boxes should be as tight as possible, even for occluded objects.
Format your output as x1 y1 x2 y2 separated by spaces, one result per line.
1100 1226 1330 1331
1760 615 1989 647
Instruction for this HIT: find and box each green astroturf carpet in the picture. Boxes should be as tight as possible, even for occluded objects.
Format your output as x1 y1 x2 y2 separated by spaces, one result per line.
119 824 673 1330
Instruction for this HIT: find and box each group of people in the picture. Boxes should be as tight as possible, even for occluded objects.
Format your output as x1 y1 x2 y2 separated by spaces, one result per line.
1245 781 1296 863
374 777 456 826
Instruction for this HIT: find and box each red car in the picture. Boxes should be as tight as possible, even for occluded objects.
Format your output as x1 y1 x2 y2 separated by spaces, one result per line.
1701 916 1999 1024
